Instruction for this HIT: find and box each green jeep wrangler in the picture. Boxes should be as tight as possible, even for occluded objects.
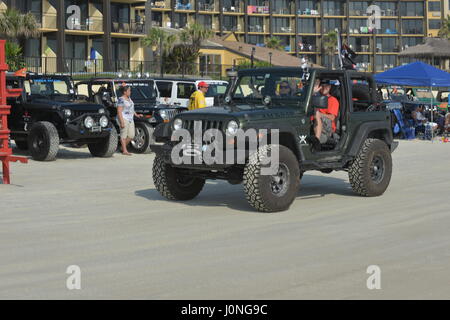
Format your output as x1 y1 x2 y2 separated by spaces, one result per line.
150 67 397 212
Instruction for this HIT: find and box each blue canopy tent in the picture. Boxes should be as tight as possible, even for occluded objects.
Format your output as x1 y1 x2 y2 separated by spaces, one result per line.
375 61 450 140
375 61 450 87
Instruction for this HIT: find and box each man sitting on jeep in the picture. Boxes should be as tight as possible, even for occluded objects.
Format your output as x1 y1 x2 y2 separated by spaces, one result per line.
313 80 340 144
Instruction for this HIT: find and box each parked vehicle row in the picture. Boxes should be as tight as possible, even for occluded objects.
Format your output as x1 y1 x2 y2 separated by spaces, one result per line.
7 72 228 160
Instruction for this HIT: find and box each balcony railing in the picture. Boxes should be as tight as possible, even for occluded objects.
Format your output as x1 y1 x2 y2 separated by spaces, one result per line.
247 6 269 14
151 0 169 9
273 26 294 33
198 2 218 12
248 24 265 32
223 3 244 13
67 17 104 32
175 1 195 11
111 20 145 34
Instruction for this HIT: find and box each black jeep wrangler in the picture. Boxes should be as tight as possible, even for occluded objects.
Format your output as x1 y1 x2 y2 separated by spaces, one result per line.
75 78 187 153
150 67 397 212
7 73 117 161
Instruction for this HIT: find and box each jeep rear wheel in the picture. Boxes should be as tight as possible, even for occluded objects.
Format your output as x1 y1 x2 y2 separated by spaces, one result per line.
152 155 205 200
244 145 300 212
88 128 118 158
28 121 59 161
129 122 154 154
348 138 392 197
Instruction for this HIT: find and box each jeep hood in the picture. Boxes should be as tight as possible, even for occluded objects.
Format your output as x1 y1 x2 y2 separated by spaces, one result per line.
179 106 302 120
31 98 103 111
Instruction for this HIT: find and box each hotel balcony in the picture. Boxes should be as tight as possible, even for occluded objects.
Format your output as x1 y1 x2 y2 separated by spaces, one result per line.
112 20 145 35
222 1 244 13
151 0 171 10
198 0 219 13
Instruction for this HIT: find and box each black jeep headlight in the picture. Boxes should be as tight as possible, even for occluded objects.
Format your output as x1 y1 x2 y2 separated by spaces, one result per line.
63 109 72 118
226 120 239 135
99 116 109 128
173 118 183 130
84 116 94 129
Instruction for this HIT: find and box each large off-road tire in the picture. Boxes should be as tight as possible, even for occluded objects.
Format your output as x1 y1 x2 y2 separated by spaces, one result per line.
14 140 28 150
129 122 154 154
88 128 118 158
348 138 392 197
152 155 205 200
28 121 59 161
243 144 300 212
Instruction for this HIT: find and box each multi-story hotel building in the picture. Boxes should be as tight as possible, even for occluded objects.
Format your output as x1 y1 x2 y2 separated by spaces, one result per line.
0 0 445 73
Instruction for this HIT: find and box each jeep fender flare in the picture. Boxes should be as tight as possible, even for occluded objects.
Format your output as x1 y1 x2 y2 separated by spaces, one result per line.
245 123 303 161
346 121 394 158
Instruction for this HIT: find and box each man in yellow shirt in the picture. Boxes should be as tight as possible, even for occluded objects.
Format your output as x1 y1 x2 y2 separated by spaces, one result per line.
189 81 209 110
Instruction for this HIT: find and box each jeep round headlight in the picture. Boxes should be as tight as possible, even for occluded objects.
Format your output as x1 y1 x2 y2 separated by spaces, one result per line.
159 110 168 120
98 108 105 114
226 120 239 135
99 115 109 128
63 109 72 118
173 118 183 130
84 116 94 129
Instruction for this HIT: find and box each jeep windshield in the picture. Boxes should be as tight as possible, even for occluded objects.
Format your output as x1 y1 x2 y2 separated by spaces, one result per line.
25 77 74 101
115 81 157 102
205 83 228 98
232 70 310 108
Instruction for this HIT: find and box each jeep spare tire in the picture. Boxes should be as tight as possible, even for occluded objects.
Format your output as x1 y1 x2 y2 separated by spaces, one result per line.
88 128 118 158
244 144 300 212
28 121 59 161
129 122 154 154
152 155 205 201
348 138 392 196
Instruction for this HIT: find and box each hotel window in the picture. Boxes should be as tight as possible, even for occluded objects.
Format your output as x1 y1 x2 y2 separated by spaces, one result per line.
376 55 396 71
272 0 291 14
429 19 441 30
247 34 265 46
380 19 397 34
23 38 41 58
428 1 441 12
197 14 212 29
400 2 424 16
323 0 345 16
297 0 317 13
297 18 316 33
374 1 396 16
348 1 368 16
401 37 423 50
376 37 397 52
402 20 423 34
349 37 370 52
272 17 291 33
298 35 316 51
65 35 86 59
323 18 342 32
348 19 369 33
248 16 264 32
112 38 130 62
173 13 188 28
223 15 237 31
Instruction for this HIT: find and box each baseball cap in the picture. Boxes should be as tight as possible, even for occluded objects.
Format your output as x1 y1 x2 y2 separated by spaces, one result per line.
198 81 209 88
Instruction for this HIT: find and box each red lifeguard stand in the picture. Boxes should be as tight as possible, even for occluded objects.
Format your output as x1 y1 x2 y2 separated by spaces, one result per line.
0 39 27 184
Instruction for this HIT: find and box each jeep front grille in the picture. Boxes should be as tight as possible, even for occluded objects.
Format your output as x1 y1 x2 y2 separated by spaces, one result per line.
164 109 183 120
182 119 224 131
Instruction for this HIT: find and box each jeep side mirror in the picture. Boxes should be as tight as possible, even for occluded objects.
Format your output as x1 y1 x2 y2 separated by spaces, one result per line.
310 94 328 109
